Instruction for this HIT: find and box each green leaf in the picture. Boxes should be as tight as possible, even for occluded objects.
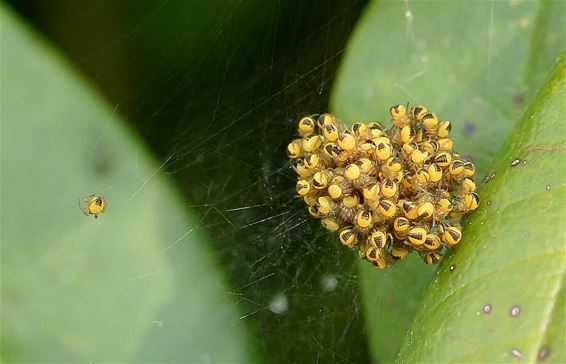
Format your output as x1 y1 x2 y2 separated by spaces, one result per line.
358 255 434 362
525 1 566 97
0 5 259 363
398 53 566 363
331 1 564 362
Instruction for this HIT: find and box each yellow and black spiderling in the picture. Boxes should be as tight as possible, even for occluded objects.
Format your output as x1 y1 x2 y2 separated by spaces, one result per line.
80 194 107 218
287 104 479 268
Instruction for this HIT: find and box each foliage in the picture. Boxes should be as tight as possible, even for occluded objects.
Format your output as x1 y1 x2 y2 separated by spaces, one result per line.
332 1 565 362
2 0 564 362
1 5 258 362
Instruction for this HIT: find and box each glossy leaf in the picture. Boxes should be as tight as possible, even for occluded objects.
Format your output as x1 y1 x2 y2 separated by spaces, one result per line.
333 0 564 178
358 255 434 362
0 6 259 363
331 1 565 362
399 53 566 363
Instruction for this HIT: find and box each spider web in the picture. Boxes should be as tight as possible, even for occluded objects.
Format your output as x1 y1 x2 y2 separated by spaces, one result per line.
7 0 371 362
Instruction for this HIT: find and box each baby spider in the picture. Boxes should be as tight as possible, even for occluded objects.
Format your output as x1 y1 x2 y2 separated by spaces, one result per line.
80 194 107 218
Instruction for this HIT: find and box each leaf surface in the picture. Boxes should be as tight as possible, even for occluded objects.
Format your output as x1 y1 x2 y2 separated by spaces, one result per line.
398 51 566 364
331 1 565 362
0 5 259 363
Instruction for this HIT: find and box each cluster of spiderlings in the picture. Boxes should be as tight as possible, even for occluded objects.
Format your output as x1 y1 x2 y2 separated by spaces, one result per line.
287 105 479 269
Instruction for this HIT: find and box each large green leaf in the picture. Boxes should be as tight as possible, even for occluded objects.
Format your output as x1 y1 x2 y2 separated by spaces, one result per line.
331 1 564 362
398 52 566 363
0 5 259 363
4 1 374 362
